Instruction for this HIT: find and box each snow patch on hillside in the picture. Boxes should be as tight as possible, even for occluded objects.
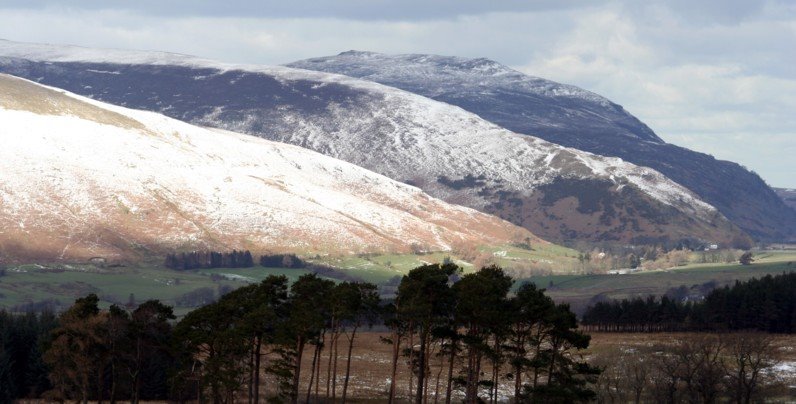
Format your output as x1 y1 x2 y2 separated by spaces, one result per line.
0 75 528 257
289 51 613 106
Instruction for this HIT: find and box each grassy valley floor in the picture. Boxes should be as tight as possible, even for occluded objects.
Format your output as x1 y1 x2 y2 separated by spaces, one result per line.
1 249 794 317
0 243 579 314
516 251 796 313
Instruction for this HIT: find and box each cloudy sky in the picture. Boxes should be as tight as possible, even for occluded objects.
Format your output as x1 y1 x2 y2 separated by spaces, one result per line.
1 0 794 187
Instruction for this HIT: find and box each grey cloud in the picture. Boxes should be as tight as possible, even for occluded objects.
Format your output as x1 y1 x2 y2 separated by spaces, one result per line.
623 0 772 25
0 0 603 21
660 0 770 24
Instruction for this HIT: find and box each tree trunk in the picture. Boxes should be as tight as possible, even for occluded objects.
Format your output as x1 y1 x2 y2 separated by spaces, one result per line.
445 343 455 404
388 329 401 404
249 338 255 404
473 352 483 404
291 337 306 404
132 337 142 404
513 332 524 399
307 338 321 403
491 338 501 404
415 329 428 404
212 381 221 404
130 371 139 404
547 340 558 386
110 358 117 404
464 326 479 404
408 326 415 398
326 322 336 399
81 379 89 404
254 337 262 404
314 336 324 402
332 330 341 403
423 337 432 404
434 354 444 404
491 361 499 404
97 365 104 404
342 326 358 403
532 325 544 391
514 361 522 402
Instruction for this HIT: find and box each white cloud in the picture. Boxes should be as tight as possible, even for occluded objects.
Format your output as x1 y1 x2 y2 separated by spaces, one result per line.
514 3 796 187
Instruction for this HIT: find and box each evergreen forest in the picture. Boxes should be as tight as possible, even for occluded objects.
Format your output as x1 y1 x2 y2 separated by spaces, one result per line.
582 272 796 333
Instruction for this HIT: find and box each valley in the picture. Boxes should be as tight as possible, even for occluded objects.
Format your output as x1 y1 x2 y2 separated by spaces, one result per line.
0 45 792 325
522 250 796 313
0 4 794 403
3 249 793 318
0 242 579 314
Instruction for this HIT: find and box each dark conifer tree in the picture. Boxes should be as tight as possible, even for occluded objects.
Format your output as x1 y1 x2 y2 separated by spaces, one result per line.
395 263 460 404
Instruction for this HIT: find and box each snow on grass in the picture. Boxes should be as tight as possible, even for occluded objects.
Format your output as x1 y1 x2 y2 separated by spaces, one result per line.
0 74 527 257
771 361 796 382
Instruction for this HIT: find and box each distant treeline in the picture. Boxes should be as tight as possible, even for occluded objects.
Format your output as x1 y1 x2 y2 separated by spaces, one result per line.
259 253 304 268
164 250 254 270
164 251 366 283
582 272 796 333
260 253 366 282
163 251 313 270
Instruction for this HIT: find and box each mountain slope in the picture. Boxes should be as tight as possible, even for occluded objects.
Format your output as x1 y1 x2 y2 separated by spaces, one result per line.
0 40 747 246
288 51 796 242
0 74 535 262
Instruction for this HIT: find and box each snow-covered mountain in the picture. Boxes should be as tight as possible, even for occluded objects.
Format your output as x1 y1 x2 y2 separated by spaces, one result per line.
288 51 796 242
290 51 662 145
0 40 747 246
0 74 534 262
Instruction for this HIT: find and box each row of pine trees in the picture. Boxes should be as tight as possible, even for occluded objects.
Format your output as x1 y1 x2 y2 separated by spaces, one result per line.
581 272 796 333
164 251 333 271
164 250 255 270
0 264 598 403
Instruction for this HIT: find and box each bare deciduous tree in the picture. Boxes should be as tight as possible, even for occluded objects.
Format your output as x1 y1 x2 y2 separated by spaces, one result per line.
724 333 779 404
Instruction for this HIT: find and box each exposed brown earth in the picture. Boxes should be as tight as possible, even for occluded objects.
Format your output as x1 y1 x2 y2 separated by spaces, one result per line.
487 178 747 246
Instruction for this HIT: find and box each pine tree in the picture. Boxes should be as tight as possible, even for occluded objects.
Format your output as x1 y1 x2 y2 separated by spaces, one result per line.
452 265 513 403
284 274 334 404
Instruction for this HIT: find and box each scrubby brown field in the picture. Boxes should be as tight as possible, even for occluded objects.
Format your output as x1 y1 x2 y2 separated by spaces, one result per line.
245 331 796 403
588 332 796 403
14 332 795 403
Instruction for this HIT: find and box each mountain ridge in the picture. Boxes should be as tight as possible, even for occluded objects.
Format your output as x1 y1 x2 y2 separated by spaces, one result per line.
289 50 663 144
288 50 795 242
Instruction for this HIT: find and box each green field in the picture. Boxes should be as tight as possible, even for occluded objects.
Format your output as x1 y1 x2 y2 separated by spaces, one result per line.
517 251 796 311
0 242 578 312
308 242 581 283
0 263 316 315
2 249 793 315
